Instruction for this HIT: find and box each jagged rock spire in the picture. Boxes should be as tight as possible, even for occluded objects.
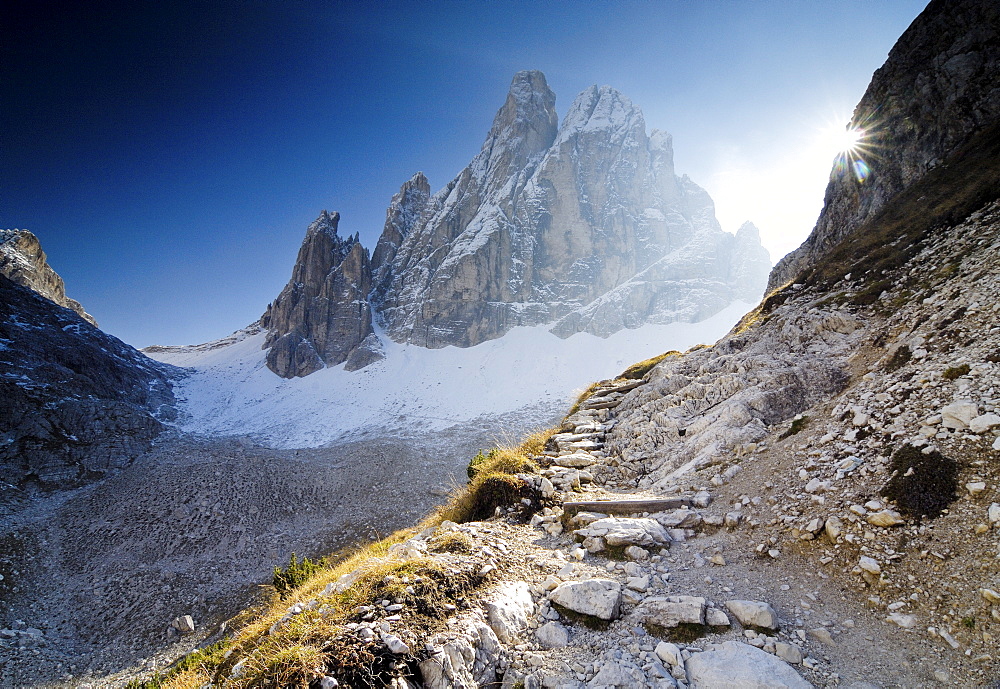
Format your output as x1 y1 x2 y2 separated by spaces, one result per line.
261 211 374 378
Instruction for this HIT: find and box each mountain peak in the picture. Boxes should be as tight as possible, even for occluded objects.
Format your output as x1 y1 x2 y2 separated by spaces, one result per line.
0 229 97 326
306 210 342 241
475 70 558 185
736 221 761 240
558 83 644 141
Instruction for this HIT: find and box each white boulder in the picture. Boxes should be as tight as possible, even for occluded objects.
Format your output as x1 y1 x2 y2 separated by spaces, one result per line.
685 641 813 688
550 579 622 620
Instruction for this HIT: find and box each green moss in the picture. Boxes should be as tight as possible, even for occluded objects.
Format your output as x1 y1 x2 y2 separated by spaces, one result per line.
942 364 970 380
644 621 709 643
552 603 611 630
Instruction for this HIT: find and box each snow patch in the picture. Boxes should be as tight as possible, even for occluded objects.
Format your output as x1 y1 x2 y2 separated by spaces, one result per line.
148 302 753 448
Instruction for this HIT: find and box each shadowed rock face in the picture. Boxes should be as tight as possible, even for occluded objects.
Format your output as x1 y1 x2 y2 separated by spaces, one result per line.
0 274 175 490
261 211 374 378
261 70 770 374
0 229 96 325
769 0 1000 290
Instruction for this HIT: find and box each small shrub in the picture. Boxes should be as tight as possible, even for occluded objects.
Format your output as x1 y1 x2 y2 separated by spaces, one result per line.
467 449 496 479
942 363 970 380
961 616 975 629
779 415 810 440
273 553 329 599
885 345 911 372
880 444 957 519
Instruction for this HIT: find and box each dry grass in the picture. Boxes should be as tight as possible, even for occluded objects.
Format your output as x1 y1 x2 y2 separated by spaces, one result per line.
567 381 602 417
618 350 680 380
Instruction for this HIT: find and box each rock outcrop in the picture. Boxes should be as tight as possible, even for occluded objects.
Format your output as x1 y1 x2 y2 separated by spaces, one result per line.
769 0 1000 289
0 274 175 490
0 229 97 325
261 71 770 375
260 211 374 378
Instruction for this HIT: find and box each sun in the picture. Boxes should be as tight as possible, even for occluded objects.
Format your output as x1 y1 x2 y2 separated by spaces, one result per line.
822 123 865 157
834 126 864 155
818 121 872 182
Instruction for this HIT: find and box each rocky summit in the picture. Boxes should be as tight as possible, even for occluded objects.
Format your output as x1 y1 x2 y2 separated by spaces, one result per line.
260 70 770 377
0 229 96 326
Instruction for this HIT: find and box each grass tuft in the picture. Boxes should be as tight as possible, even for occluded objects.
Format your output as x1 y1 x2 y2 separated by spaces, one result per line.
618 351 680 380
942 363 970 380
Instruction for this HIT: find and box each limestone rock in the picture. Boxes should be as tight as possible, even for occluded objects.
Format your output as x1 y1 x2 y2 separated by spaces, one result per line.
969 413 1000 433
373 71 769 349
724 600 780 630
170 615 195 634
941 401 978 430
0 274 175 490
535 621 570 649
344 333 386 372
421 620 504 688
549 579 622 620
574 517 671 548
867 510 904 527
637 596 707 627
485 582 534 644
685 640 813 688
769 0 1000 289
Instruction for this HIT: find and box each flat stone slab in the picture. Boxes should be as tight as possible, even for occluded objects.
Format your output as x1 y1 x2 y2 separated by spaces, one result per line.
636 595 706 627
686 640 813 688
549 579 622 620
575 517 671 548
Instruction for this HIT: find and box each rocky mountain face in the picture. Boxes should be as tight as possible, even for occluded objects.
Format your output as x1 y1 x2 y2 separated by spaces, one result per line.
259 211 375 378
261 71 770 377
769 0 1000 289
0 229 97 325
0 247 175 491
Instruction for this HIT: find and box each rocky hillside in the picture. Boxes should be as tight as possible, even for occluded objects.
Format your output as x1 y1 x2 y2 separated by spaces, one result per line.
769 0 1000 289
261 71 770 377
120 1 1000 687
0 229 96 325
0 241 176 492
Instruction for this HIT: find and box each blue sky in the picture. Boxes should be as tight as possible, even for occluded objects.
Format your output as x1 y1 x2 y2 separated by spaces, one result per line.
2 0 927 347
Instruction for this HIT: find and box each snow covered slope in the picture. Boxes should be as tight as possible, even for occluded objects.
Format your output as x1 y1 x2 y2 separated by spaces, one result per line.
147 302 752 448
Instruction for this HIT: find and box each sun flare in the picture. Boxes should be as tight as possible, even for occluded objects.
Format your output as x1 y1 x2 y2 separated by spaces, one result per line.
822 124 865 157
